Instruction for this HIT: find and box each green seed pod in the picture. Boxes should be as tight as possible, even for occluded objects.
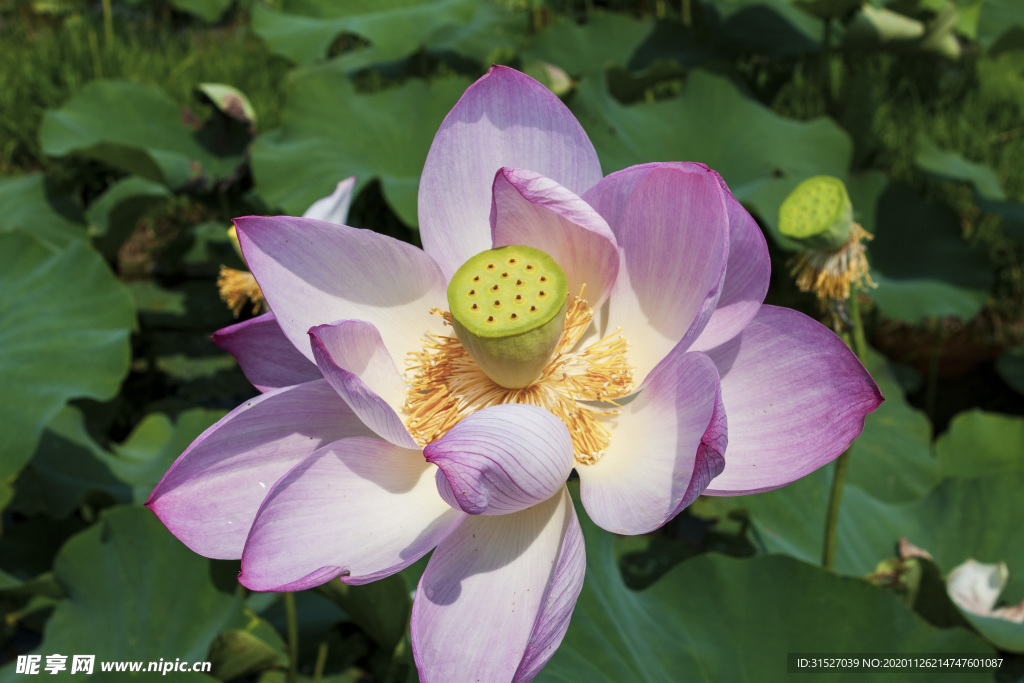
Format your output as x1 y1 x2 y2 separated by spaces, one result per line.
779 176 853 251
447 245 569 389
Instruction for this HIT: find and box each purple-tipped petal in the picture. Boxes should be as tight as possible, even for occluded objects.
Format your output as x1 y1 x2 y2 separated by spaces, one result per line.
303 176 356 225
690 173 770 352
239 437 464 591
577 351 725 535
703 305 883 495
146 380 372 559
419 65 603 279
412 489 584 683
309 320 416 448
491 168 619 308
583 163 729 383
213 312 320 392
424 404 574 515
234 215 447 367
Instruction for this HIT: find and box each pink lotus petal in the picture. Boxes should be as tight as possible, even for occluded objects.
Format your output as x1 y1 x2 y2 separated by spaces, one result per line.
146 380 372 559
491 168 619 308
411 489 584 683
583 163 729 383
302 176 356 224
703 305 883 495
690 172 770 352
424 404 574 515
419 65 603 279
212 312 320 392
577 351 725 535
239 437 464 591
309 320 416 448
234 215 447 368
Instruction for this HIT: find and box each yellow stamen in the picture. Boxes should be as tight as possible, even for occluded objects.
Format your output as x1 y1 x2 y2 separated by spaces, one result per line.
788 222 875 305
405 290 634 465
217 266 265 317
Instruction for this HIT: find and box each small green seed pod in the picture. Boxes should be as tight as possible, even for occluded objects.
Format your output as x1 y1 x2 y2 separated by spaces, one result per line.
779 176 853 251
447 245 569 389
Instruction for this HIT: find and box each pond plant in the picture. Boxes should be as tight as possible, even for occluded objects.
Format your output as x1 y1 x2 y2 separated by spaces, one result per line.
149 67 882 681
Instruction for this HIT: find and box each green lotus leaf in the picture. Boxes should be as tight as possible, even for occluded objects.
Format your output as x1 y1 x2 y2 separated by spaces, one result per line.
707 466 1024 601
85 175 172 259
127 281 188 316
522 13 653 77
868 183 993 323
316 572 411 650
421 0 524 65
0 174 86 249
935 410 1024 479
252 0 479 67
915 135 1006 201
702 359 1023 600
977 0 1024 53
0 505 241 682
843 348 938 503
252 69 471 225
208 612 287 681
793 0 862 20
0 233 133 500
22 405 224 519
705 0 822 57
40 80 244 189
997 348 1024 396
539 500 993 682
870 275 990 324
170 0 234 23
571 68 852 249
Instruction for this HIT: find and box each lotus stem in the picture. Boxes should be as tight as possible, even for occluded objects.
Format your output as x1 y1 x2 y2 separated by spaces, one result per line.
925 320 943 422
284 592 299 683
101 0 113 46
821 287 867 570
313 640 328 683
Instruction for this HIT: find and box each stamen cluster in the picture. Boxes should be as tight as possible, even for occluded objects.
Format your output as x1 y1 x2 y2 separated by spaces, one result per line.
405 294 633 465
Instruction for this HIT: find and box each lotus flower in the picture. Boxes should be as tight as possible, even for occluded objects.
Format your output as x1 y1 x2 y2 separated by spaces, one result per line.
148 66 882 681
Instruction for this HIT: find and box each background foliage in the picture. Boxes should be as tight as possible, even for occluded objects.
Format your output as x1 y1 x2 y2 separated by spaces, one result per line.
2 0 1024 680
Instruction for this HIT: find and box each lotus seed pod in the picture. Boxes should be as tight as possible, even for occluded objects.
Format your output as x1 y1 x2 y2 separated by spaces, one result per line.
779 176 853 251
447 245 569 389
